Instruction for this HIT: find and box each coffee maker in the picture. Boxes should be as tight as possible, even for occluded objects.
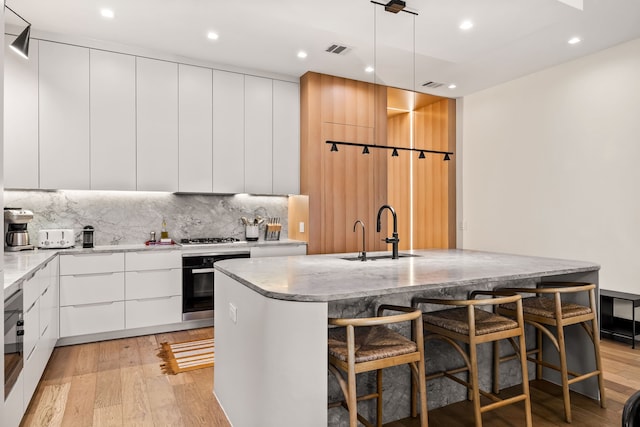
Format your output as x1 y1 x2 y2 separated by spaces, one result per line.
4 208 35 251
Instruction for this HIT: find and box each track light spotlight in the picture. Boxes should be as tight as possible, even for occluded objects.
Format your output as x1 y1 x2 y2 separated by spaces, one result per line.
444 153 451 161
362 146 370 154
5 5 31 59
391 148 399 157
418 151 425 159
330 143 338 152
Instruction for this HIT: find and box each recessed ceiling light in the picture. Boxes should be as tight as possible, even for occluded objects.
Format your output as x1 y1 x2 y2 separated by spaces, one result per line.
297 51 308 59
207 32 219 40
568 37 581 45
365 66 374 73
100 9 114 19
448 84 457 89
459 20 473 30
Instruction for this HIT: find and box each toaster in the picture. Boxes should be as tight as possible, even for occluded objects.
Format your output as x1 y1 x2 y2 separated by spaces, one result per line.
38 229 75 249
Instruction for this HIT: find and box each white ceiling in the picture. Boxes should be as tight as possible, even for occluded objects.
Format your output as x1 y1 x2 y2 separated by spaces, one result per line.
5 0 640 96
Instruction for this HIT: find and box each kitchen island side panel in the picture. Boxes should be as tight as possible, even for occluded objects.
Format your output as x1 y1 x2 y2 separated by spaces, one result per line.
214 272 328 427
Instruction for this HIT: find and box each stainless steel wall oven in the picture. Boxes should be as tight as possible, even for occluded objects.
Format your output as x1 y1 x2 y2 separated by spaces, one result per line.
182 251 250 321
4 289 24 399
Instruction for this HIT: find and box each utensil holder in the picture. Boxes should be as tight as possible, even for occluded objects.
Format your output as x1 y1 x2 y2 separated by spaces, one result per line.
265 224 281 241
245 225 259 241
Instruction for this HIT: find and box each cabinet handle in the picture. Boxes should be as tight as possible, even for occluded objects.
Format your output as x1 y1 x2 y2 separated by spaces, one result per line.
41 325 49 338
70 272 118 278
70 301 117 308
26 300 37 313
41 287 49 297
133 295 176 302
131 268 176 273
26 345 37 361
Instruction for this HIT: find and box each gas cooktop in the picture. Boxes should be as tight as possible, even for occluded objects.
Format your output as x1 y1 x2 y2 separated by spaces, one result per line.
180 237 241 245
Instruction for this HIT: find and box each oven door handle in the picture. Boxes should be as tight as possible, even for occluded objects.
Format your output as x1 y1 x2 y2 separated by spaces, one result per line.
191 268 216 274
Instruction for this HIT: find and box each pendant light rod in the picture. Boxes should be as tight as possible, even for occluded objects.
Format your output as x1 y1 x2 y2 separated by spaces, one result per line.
5 4 31 26
326 140 453 158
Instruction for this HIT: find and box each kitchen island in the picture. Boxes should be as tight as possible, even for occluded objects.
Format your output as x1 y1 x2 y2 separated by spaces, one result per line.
213 249 600 427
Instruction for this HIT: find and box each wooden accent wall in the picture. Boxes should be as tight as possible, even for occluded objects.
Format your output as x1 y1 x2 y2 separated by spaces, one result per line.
386 112 412 251
301 71 455 254
413 98 456 248
300 72 387 255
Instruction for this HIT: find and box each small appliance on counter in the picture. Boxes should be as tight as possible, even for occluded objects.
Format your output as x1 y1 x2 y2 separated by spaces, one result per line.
4 208 35 251
37 229 75 249
82 225 94 248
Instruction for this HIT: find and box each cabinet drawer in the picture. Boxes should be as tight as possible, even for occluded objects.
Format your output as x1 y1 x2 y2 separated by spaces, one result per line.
39 285 56 336
125 296 182 329
60 272 125 306
23 343 42 408
4 371 24 427
60 301 125 337
23 272 41 313
125 250 181 271
125 269 181 299
60 252 124 275
23 298 39 361
249 245 307 258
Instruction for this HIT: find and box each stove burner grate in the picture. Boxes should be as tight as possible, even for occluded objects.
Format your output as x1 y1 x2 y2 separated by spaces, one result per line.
180 237 241 245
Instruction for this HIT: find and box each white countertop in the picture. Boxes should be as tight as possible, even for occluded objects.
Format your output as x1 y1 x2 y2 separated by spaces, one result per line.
214 249 600 302
3 239 306 297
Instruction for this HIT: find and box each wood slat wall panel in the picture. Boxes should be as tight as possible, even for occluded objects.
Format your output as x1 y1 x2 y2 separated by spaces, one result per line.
386 113 412 251
413 99 453 249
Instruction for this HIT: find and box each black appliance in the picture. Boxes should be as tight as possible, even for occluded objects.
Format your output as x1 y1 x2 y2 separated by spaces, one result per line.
4 289 24 399
182 251 250 321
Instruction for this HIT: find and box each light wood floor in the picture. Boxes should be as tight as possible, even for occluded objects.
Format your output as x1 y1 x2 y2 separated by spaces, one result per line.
21 330 640 427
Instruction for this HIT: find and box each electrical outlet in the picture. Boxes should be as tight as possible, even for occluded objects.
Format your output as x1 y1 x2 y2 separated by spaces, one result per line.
229 303 237 324
299 221 305 233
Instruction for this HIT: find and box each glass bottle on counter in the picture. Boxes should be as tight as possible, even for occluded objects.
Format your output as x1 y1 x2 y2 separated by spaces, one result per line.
161 219 169 240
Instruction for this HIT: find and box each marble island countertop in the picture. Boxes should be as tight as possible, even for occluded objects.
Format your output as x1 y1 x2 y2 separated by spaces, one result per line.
214 249 600 302
3 239 306 297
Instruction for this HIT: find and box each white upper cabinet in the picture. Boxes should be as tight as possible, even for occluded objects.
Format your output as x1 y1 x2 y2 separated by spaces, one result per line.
136 57 179 192
179 64 213 193
212 70 245 194
4 38 39 189
244 76 273 194
273 80 300 195
39 41 90 190
90 50 136 191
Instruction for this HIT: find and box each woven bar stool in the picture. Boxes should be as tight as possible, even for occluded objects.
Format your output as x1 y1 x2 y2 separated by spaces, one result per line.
328 305 428 427
495 282 606 423
413 292 532 427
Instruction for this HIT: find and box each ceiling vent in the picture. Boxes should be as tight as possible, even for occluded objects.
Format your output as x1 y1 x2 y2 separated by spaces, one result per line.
422 81 444 89
326 44 350 55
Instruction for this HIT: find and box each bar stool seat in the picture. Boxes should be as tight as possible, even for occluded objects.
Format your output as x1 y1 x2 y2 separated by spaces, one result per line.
329 325 417 363
495 282 606 423
328 305 428 427
413 292 532 427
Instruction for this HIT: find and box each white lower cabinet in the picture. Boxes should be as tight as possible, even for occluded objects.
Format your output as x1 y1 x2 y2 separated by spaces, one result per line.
126 296 182 329
4 372 24 427
20 256 59 414
60 302 126 337
125 251 182 329
59 253 125 338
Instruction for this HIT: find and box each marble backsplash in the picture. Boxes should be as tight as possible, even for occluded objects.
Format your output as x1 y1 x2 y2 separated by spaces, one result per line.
4 190 289 246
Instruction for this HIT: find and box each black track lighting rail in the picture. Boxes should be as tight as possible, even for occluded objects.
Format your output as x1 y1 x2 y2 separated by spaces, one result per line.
326 140 452 161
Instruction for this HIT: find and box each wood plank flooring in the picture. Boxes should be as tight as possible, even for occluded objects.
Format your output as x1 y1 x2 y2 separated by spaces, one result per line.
21 328 229 427
21 330 640 427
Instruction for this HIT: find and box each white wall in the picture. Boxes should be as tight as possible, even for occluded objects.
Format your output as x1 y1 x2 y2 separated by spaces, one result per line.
461 37 640 294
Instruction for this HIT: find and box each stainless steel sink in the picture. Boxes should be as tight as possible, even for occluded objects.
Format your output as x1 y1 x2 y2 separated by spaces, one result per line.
340 253 421 261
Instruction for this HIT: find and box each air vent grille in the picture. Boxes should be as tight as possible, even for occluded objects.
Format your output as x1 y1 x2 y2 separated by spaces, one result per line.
422 81 444 89
326 44 350 55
